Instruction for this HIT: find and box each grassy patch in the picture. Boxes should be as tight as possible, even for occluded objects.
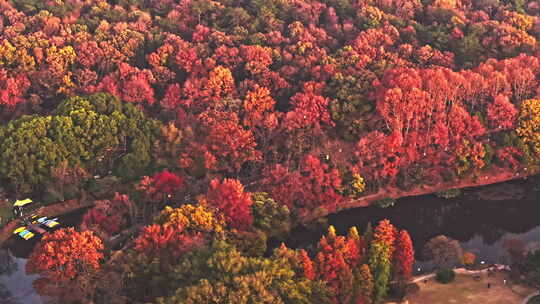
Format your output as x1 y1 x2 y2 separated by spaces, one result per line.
405 272 536 304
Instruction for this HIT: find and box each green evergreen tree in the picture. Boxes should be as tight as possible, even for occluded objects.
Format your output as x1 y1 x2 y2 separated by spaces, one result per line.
368 242 391 303
0 93 161 194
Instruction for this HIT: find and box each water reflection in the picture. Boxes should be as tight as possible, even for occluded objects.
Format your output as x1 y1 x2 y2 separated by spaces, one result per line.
0 249 21 304
0 247 17 275
329 197 540 259
0 283 21 304
0 248 40 304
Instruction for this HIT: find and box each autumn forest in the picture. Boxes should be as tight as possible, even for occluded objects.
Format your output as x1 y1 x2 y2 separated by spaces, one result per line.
0 0 540 303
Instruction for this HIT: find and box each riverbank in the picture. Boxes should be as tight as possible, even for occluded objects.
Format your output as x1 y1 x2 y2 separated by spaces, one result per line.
302 167 540 223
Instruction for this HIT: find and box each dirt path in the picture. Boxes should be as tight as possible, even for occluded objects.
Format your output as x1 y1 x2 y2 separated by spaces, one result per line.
411 265 511 283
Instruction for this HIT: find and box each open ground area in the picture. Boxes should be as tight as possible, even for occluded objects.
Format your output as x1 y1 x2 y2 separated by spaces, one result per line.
404 272 537 304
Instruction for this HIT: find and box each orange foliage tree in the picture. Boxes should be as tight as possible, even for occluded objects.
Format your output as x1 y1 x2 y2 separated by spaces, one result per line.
26 228 104 302
134 224 205 262
314 226 361 303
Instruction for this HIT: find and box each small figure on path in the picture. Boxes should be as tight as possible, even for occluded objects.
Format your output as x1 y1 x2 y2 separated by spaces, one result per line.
503 279 507 285
424 279 427 284
487 283 491 289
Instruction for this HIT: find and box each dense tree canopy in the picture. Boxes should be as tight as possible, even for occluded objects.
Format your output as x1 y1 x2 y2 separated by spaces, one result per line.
5 0 540 303
155 241 333 304
0 0 538 197
0 93 161 193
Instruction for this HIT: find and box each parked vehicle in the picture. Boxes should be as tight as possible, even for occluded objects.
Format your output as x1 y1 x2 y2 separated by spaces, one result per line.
36 216 61 230
13 227 36 240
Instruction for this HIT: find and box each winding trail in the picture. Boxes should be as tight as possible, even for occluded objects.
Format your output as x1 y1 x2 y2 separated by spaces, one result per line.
411 264 511 283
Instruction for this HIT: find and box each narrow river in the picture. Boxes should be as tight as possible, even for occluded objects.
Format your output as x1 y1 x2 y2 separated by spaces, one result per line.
274 175 540 274
0 177 539 302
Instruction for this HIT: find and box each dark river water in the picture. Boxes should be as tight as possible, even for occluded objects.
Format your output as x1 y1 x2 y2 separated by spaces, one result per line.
0 176 539 303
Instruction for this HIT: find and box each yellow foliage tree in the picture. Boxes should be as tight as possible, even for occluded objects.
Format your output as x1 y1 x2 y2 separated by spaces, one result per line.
501 11 533 31
516 99 540 156
0 40 36 71
206 66 235 99
154 204 224 234
351 173 366 194
46 45 76 72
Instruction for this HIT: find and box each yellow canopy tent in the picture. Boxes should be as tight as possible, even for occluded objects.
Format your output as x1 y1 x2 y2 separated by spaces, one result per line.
13 199 39 219
13 199 33 207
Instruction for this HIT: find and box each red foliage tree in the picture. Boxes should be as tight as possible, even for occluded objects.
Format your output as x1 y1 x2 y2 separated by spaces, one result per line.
375 67 427 138
152 169 184 194
284 81 333 130
487 94 518 130
349 24 403 68
160 83 183 110
496 146 522 169
262 155 343 215
448 104 486 142
299 249 316 280
205 178 254 230
356 131 401 184
81 192 133 237
204 66 236 101
0 69 30 107
136 170 184 204
137 175 161 203
298 154 344 212
98 62 156 104
240 45 273 75
134 224 205 261
73 68 99 95
393 230 414 288
262 164 304 209
75 41 104 69
212 45 241 69
242 85 278 131
27 228 104 281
